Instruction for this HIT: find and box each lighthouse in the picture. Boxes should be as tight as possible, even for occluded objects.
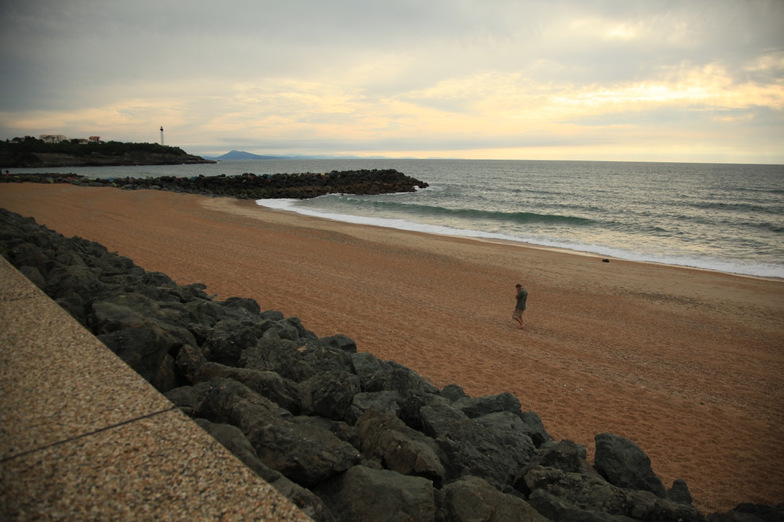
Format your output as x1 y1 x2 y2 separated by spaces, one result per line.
160 126 164 146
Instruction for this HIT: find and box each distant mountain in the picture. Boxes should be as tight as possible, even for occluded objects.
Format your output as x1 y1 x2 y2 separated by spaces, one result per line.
211 150 289 160
207 150 391 161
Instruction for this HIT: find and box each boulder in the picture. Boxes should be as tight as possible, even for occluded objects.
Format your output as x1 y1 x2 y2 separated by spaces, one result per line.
203 320 265 366
523 464 703 522
45 263 106 301
707 503 784 522
364 363 439 395
222 296 261 316
174 344 208 384
355 409 445 484
418 396 471 438
242 340 353 383
668 478 695 505
529 439 591 476
441 476 548 522
315 465 436 522
521 411 552 447
594 432 667 498
249 415 361 488
350 351 394 389
164 381 213 417
435 414 536 489
193 378 291 432
97 324 178 392
346 390 401 425
319 334 357 354
299 370 361 420
194 361 301 414
452 391 522 418
18 265 45 289
195 419 336 522
439 383 469 401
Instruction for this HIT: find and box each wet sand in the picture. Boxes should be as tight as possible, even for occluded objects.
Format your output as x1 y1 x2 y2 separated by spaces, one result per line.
1 183 782 513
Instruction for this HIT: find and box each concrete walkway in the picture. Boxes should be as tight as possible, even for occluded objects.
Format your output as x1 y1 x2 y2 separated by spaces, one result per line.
0 256 311 520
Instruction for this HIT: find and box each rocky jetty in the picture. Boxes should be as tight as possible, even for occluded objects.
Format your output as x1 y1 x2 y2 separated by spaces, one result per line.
1 169 429 199
1 208 781 522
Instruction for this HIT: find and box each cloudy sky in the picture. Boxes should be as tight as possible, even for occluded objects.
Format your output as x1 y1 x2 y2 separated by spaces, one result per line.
1 0 782 163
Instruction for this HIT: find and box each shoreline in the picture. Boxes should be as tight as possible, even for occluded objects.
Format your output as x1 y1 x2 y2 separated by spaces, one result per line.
471 235 784 283
1 184 783 513
254 199 784 281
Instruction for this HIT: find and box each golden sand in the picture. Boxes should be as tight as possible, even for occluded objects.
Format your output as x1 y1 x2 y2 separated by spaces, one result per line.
2 183 782 513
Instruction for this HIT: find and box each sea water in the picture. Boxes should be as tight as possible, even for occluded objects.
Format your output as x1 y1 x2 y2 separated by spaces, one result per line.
9 159 783 278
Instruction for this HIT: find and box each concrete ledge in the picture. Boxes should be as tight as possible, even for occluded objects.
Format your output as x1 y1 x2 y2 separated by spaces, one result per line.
0 256 311 520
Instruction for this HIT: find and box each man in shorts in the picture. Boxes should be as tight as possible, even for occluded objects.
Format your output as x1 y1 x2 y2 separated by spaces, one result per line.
513 283 528 329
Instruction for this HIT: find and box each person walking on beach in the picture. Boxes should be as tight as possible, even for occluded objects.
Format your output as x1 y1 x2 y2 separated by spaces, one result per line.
513 283 528 329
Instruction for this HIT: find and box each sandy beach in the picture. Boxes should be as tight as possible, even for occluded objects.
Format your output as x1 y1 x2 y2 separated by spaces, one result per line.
1 183 782 513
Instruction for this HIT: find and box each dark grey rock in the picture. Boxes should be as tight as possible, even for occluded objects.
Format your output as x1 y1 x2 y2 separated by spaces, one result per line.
165 381 213 417
299 370 360 420
527 488 629 522
174 344 208 384
668 478 694 505
203 320 265 366
439 383 469 402
441 476 547 522
183 299 225 327
417 397 470 439
315 465 435 522
452 391 522 418
249 415 361 488
349 351 393 389
521 410 551 447
355 409 445 484
195 419 336 522
532 439 591 475
435 412 536 489
45 263 106 301
346 390 401 425
707 503 784 522
365 363 439 395
97 324 177 392
194 378 292 432
194 361 301 414
594 433 667 498
223 296 261 316
319 334 357 354
18 265 45 289
263 317 304 341
523 464 704 522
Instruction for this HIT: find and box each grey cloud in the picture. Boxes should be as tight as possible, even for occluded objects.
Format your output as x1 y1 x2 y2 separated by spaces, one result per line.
4 1 781 100
2 0 782 162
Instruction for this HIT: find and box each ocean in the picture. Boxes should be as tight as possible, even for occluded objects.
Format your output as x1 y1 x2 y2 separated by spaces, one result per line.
8 159 784 279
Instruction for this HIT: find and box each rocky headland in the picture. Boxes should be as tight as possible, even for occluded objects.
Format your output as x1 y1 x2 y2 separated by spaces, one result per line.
0 140 213 168
2 207 781 521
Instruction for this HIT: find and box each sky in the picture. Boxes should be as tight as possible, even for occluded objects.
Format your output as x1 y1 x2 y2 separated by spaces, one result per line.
1 0 783 164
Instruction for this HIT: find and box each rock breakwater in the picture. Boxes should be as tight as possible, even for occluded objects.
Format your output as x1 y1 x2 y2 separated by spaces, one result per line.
1 169 429 199
1 208 780 522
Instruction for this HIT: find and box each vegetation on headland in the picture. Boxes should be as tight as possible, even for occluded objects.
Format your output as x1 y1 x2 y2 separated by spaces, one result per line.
0 137 213 168
0 170 429 199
